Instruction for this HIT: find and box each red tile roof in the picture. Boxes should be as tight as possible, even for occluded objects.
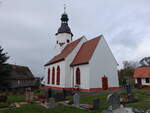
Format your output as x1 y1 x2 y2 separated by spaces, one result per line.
45 37 83 66
71 36 101 66
133 67 150 78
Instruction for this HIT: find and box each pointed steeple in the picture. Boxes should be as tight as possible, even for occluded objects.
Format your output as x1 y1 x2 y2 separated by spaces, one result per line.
56 5 73 37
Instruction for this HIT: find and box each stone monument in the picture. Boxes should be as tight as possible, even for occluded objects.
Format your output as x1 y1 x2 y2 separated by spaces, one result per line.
73 92 80 107
47 97 56 108
45 89 52 102
126 83 135 102
107 92 120 110
92 98 100 110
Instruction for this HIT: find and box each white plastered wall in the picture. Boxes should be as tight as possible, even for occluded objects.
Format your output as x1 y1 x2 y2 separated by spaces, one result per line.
55 33 72 55
73 65 90 89
44 61 65 87
64 37 87 88
135 78 150 85
89 37 119 88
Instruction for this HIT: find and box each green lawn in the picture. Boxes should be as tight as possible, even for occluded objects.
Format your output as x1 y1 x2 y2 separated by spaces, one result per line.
0 104 100 113
7 94 26 103
0 88 44 108
0 93 26 108
0 88 150 113
125 88 150 110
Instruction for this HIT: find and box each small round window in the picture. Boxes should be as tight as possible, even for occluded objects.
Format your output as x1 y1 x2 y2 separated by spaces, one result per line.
67 39 70 43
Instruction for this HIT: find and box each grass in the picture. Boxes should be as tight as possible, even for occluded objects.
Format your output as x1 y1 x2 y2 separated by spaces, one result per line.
7 94 26 103
0 92 108 113
67 92 108 112
0 103 9 108
124 87 150 110
0 93 26 108
0 88 44 108
1 88 150 113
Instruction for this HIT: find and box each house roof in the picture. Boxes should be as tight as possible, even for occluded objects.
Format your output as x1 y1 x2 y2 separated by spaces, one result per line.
44 37 83 66
71 36 101 66
9 64 35 80
133 67 150 78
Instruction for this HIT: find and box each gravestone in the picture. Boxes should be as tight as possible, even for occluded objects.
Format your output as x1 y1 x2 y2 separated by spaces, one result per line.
47 97 56 108
45 89 49 101
107 92 120 110
41 97 56 109
73 93 80 107
92 98 100 110
63 89 67 98
45 89 52 102
53 93 65 101
126 83 136 102
126 83 132 95
26 87 33 102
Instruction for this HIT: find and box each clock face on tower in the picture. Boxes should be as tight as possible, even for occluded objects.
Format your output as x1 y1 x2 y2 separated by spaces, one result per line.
59 42 65 47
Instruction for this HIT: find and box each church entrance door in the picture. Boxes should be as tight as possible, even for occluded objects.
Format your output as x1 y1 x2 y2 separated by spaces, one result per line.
102 76 108 90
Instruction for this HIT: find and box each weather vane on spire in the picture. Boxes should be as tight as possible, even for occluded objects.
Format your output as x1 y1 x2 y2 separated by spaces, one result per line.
64 4 66 13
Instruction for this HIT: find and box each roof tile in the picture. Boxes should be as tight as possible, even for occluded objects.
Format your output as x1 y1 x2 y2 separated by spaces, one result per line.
133 67 150 78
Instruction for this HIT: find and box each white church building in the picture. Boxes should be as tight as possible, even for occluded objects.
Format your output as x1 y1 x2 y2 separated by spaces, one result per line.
42 11 119 92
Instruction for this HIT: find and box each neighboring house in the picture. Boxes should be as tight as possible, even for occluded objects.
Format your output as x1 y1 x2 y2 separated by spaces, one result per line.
42 10 119 92
8 64 35 89
134 67 150 87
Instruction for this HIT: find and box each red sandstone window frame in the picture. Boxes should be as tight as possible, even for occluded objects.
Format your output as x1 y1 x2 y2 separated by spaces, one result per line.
47 68 50 84
52 67 55 84
56 66 60 85
76 67 81 85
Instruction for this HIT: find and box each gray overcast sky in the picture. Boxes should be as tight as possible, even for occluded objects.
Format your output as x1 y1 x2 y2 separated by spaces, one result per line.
0 0 150 77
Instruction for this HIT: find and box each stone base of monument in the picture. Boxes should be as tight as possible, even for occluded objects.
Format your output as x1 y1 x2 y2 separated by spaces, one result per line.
40 98 57 109
40 102 57 109
60 100 96 110
102 107 138 113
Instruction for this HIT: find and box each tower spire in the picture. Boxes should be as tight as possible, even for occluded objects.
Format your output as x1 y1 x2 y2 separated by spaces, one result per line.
64 4 66 14
55 5 73 37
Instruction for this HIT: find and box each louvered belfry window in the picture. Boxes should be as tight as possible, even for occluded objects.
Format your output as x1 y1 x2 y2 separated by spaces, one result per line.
52 67 55 84
76 67 81 85
56 66 60 85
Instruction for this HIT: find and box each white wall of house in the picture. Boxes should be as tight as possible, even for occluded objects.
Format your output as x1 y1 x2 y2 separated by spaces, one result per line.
73 65 90 89
55 33 72 55
135 78 150 85
89 37 119 89
64 37 87 88
43 61 65 87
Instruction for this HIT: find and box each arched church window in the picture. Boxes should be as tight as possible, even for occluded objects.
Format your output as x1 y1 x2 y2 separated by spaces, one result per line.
56 66 60 85
47 68 50 84
76 67 80 85
52 67 55 84
57 41 58 44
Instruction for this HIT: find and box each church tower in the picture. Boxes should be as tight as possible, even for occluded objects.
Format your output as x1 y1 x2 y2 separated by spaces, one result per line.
55 8 73 55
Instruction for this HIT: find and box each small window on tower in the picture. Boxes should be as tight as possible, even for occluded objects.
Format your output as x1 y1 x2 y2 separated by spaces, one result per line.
67 39 70 43
57 41 58 44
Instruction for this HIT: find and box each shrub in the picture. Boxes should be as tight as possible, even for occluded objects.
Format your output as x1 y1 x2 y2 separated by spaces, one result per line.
38 94 46 99
0 95 7 102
